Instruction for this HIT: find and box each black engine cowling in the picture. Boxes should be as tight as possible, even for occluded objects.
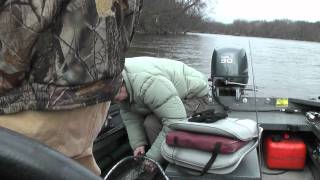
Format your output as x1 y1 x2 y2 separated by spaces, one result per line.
211 48 248 87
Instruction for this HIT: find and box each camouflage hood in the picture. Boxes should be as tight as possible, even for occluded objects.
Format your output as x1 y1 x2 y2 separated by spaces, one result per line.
0 0 142 114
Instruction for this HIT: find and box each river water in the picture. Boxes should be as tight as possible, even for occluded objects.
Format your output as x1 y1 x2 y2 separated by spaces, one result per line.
127 33 320 99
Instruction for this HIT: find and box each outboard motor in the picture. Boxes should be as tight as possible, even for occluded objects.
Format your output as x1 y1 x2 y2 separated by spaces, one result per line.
211 48 249 100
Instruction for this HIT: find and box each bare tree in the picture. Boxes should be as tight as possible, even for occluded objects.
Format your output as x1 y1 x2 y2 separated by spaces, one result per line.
138 0 210 34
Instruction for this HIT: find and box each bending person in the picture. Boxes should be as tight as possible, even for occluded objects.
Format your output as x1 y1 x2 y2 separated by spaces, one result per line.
114 57 209 164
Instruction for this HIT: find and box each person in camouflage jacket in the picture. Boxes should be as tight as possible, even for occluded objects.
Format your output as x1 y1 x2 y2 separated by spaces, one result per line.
0 0 141 114
0 0 142 175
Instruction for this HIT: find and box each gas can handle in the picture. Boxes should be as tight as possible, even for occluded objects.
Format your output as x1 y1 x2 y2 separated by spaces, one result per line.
283 133 290 139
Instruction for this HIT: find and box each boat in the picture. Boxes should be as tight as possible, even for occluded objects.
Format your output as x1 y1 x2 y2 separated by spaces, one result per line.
94 48 320 180
0 48 319 180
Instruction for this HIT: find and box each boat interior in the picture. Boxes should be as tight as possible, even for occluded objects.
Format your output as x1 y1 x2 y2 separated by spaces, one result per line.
94 97 320 180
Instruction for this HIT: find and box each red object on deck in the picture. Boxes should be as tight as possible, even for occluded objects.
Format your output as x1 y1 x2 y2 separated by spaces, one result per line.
264 134 306 170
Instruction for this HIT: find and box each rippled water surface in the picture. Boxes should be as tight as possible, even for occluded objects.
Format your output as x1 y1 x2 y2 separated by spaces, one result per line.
127 33 320 99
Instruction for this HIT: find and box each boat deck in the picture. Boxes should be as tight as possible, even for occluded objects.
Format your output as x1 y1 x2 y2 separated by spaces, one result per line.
262 164 314 180
165 148 315 180
95 99 320 179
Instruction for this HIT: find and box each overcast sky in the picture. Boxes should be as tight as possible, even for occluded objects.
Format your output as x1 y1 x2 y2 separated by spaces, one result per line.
210 0 320 23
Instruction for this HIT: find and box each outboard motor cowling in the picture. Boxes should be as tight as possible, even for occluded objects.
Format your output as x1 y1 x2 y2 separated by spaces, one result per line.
211 48 248 86
211 48 249 100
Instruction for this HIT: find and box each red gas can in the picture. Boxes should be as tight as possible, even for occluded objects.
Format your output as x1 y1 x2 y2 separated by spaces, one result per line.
264 134 306 170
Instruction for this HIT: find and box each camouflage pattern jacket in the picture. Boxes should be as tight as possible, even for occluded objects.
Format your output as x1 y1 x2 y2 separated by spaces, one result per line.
0 0 142 114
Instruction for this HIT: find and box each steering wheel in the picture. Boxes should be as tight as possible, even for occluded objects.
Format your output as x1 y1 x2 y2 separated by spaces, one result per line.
0 127 102 180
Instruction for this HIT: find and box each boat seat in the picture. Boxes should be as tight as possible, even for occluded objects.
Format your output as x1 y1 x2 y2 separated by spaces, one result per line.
165 148 260 180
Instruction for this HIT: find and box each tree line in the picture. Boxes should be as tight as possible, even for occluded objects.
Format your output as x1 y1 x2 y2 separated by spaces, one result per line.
137 0 320 42
197 20 320 42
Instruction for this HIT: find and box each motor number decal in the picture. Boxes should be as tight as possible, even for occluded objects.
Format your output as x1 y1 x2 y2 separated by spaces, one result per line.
220 56 233 64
